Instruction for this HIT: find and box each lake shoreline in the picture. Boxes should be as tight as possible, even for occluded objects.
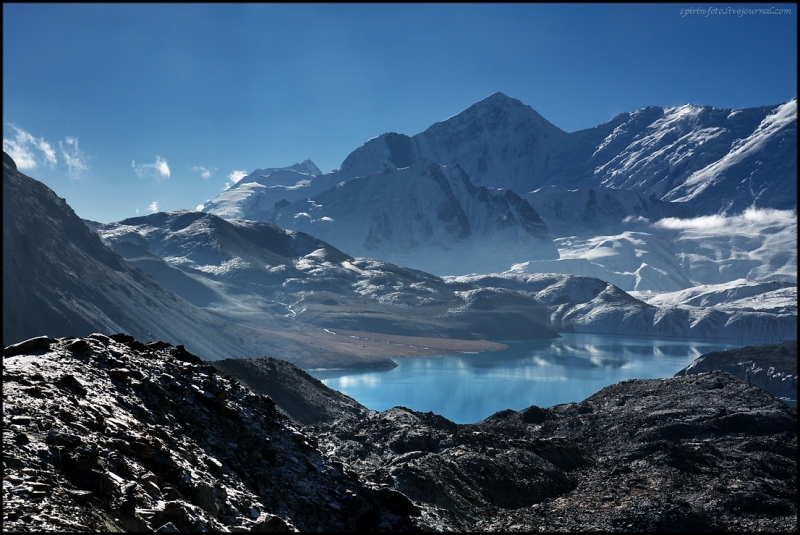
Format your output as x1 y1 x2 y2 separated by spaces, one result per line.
310 333 776 423
304 328 510 370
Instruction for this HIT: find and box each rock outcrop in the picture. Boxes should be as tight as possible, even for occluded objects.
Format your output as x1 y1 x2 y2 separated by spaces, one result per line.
3 335 419 532
309 372 797 532
676 341 797 406
211 356 370 426
4 334 797 532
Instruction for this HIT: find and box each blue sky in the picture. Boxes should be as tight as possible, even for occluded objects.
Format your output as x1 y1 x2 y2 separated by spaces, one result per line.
3 3 797 223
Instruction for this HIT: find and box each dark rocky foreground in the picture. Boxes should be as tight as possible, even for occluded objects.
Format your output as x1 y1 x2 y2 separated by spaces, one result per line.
3 335 797 532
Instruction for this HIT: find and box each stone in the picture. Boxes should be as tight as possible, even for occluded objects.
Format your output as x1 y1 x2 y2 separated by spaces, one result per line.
3 454 25 468
203 455 224 476
377 487 420 516
251 513 294 532
142 480 162 497
86 333 113 345
109 333 135 344
190 483 219 517
10 415 32 425
65 339 93 355
108 368 131 382
3 336 51 357
66 489 95 503
55 374 88 397
46 429 83 449
147 341 174 350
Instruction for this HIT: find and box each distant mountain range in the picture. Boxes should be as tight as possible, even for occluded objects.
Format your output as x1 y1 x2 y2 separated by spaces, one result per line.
3 91 796 362
203 93 797 218
92 204 796 343
4 153 409 368
334 93 797 214
200 92 796 287
5 153 567 367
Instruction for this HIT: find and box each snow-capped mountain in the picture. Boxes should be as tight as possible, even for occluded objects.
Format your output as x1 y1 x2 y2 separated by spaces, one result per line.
201 92 795 281
95 208 560 342
510 206 797 292
543 99 797 214
336 92 567 191
198 160 330 219
94 206 794 342
451 272 797 341
332 92 796 214
633 278 796 313
268 159 558 275
246 159 322 179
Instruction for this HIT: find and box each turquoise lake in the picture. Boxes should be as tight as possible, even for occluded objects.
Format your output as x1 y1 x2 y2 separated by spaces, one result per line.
308 333 770 424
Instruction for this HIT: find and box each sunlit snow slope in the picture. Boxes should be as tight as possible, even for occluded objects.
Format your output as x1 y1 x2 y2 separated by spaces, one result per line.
511 207 796 292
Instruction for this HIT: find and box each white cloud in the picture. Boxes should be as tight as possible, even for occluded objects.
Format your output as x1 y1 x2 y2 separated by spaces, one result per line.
155 157 170 178
222 169 248 191
740 206 796 225
39 140 57 166
228 170 247 183
653 207 797 236
196 203 206 211
3 137 37 169
148 201 159 213
59 137 89 180
192 165 216 180
132 155 171 180
653 214 728 230
2 123 57 170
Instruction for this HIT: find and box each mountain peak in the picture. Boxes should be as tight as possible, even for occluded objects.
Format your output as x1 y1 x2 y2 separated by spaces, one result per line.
452 91 530 118
292 159 323 176
442 92 565 136
481 91 514 103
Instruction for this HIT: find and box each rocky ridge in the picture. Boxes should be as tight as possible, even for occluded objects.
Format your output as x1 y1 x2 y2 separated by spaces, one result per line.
2 334 418 532
4 334 797 532
676 341 797 406
308 373 797 532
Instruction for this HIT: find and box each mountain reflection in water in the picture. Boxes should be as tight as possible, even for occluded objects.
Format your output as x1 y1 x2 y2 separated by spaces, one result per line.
309 333 768 424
